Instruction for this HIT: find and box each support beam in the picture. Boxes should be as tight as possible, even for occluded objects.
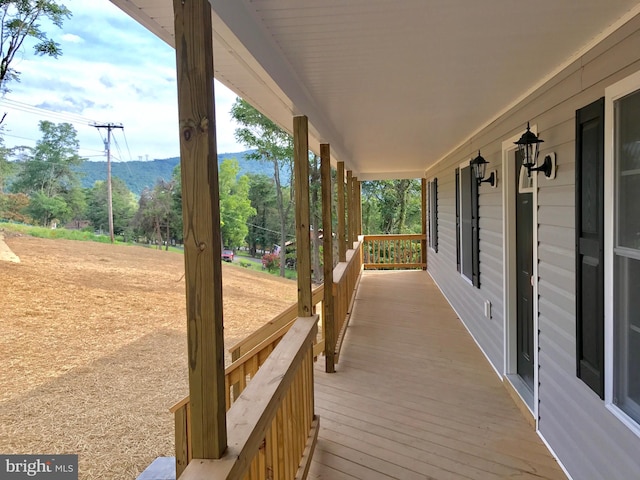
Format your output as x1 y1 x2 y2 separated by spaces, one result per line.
357 180 363 236
346 170 353 248
337 162 346 262
354 177 361 238
173 0 226 459
320 144 335 373
294 116 312 317
422 178 427 270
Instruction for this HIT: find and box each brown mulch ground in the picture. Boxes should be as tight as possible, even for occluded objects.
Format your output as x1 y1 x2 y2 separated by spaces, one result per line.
0 234 297 479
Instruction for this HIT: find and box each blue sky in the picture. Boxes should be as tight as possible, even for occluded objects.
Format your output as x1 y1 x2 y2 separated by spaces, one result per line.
0 0 244 161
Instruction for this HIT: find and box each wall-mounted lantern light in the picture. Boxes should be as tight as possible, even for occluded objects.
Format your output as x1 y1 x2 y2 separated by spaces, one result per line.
470 151 496 187
514 122 556 179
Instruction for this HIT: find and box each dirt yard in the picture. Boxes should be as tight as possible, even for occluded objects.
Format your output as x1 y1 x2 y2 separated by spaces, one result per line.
0 233 298 479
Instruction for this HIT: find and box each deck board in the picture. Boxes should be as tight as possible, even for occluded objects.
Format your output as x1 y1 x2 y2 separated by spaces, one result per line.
310 270 566 480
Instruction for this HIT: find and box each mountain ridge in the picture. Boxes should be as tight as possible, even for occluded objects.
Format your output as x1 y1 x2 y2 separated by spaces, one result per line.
75 150 282 195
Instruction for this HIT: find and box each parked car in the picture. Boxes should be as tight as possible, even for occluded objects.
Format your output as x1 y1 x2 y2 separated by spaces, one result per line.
222 249 234 262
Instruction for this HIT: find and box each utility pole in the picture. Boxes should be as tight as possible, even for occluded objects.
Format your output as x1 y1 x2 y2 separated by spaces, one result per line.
92 123 123 243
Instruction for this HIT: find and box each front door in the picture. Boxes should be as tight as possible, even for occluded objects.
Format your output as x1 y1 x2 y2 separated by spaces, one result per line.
515 153 534 391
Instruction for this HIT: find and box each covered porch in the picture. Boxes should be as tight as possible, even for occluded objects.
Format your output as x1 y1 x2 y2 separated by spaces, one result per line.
113 1 640 479
310 270 565 480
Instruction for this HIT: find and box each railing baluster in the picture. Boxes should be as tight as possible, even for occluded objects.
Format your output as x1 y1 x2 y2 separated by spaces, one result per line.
271 412 280 480
362 234 426 270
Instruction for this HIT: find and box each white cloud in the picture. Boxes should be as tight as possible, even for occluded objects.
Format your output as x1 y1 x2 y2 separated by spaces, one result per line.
61 33 84 44
1 0 244 161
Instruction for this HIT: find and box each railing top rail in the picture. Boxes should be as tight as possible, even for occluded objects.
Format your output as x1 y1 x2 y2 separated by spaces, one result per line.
363 233 426 241
169 317 298 413
228 284 324 358
178 315 318 480
334 242 362 284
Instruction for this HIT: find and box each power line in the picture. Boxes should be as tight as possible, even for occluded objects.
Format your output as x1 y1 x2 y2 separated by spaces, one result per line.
92 123 124 244
121 129 134 162
0 97 99 126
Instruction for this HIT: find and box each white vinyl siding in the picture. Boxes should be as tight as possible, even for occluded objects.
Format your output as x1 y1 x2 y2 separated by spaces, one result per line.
427 11 640 479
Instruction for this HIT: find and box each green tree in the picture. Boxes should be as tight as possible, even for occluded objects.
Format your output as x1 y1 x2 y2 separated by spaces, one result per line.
170 164 183 243
231 98 294 277
219 158 255 249
0 137 14 192
133 179 176 249
0 0 71 94
309 153 322 283
247 173 278 256
361 179 422 234
27 190 67 226
86 178 136 238
11 120 84 225
0 191 29 222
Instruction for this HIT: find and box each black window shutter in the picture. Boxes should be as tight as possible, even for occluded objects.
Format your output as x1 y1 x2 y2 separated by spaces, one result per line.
433 178 438 252
427 181 432 249
576 97 605 398
460 167 473 280
471 172 480 288
455 169 460 272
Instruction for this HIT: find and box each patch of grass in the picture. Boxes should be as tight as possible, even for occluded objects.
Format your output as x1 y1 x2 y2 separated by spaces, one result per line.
1 223 113 243
0 222 139 245
284 269 297 280
140 244 183 254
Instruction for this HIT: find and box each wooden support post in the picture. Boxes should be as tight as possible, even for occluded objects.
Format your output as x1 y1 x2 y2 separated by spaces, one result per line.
173 0 227 459
320 144 335 373
294 116 312 317
354 177 361 238
346 170 353 248
422 178 427 270
358 180 363 236
337 162 346 262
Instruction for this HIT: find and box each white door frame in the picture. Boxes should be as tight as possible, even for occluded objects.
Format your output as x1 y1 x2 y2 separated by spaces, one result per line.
502 127 539 425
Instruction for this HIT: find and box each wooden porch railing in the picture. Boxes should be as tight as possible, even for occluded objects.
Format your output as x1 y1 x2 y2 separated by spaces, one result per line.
362 234 426 269
228 286 326 363
169 290 324 478
331 242 363 361
169 241 363 479
176 316 319 480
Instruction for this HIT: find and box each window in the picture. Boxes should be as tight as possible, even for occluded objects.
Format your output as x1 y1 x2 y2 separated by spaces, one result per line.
612 89 640 424
428 178 438 252
458 165 479 287
605 71 640 432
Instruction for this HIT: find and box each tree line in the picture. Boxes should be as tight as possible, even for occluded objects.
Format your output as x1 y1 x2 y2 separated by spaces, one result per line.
0 102 424 279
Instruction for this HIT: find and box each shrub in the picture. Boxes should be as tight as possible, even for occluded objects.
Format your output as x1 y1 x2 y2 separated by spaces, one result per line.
261 252 280 273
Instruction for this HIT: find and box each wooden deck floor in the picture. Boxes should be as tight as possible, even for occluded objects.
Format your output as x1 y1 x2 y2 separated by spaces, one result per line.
309 270 566 480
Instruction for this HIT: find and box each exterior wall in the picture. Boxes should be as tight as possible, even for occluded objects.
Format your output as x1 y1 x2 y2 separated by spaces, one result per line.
426 13 640 480
428 166 504 372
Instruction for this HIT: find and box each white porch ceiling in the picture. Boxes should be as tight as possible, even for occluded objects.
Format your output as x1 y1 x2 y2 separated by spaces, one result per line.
111 0 640 179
